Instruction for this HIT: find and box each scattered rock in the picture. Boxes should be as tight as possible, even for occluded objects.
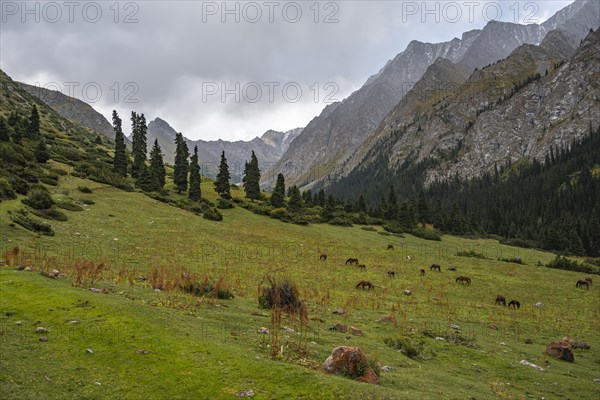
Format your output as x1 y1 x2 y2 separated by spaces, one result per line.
520 360 545 371
52 269 60 277
39 336 48 342
15 321 22 326
40 270 56 279
86 348 93 354
435 337 446 341
88 288 102 293
332 309 346 315
323 346 379 384
403 290 412 296
534 302 544 307
381 365 392 372
24 267 32 271
546 340 574 362
94 382 101 386
499 342 506 346
235 389 255 397
258 327 269 334
525 338 533 344
35 327 47 334
16 265 24 270
135 349 150 354
68 320 79 325
593 378 600 383
450 324 461 330
283 327 295 333
350 326 363 336
74 232 80 236
329 324 348 333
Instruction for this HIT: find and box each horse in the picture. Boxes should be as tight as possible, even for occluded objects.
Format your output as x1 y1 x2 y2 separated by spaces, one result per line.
387 271 396 278
584 277 592 285
387 244 394 250
356 280 375 290
345 258 359 266
495 295 506 306
455 276 471 285
358 264 366 270
319 253 328 261
447 267 457 271
430 264 441 272
576 280 590 289
419 269 425 275
508 300 520 309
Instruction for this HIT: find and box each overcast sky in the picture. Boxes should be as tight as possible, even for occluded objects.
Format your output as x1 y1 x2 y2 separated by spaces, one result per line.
1 0 573 140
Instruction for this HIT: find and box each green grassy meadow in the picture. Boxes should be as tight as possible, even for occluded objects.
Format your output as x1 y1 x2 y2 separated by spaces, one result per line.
0 170 599 399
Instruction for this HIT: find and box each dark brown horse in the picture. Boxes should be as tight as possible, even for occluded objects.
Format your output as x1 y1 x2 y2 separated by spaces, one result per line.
387 271 396 278
430 264 441 272
419 269 425 275
358 264 366 270
508 300 520 309
387 244 394 250
495 295 506 306
356 281 375 290
346 258 359 266
319 253 328 261
456 276 471 285
576 280 590 289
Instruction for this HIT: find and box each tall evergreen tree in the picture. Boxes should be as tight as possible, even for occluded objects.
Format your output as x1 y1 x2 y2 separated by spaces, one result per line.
302 189 313 207
34 139 49 163
214 151 231 199
270 173 286 208
8 111 23 143
356 195 367 213
173 132 190 194
28 105 40 138
242 151 261 200
589 218 600 257
131 112 148 178
386 186 398 220
189 145 201 201
0 116 10 141
112 110 128 177
287 185 303 214
417 190 430 224
136 163 156 192
316 189 326 207
149 139 166 189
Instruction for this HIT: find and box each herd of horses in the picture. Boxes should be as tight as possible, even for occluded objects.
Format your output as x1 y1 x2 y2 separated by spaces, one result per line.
320 247 594 305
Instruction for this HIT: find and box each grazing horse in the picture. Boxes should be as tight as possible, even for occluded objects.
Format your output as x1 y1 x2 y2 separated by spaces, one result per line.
584 277 592 285
320 253 328 261
430 264 441 272
576 280 590 289
387 244 394 250
508 300 520 309
358 264 366 270
387 271 396 278
447 267 457 271
345 258 359 266
419 269 425 276
356 281 375 290
495 295 506 306
455 276 471 285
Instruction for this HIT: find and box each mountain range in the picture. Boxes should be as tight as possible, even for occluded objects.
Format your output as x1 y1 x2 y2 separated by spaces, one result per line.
264 0 600 191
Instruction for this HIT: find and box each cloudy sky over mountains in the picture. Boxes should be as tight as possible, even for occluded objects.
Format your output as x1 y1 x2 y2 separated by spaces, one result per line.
1 1 572 140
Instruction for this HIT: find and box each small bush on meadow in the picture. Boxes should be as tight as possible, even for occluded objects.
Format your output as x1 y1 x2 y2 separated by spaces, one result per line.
55 200 84 212
203 207 223 221
22 187 54 209
31 207 68 221
258 277 302 312
8 209 54 236
0 178 17 201
456 250 488 259
78 186 92 193
217 198 234 209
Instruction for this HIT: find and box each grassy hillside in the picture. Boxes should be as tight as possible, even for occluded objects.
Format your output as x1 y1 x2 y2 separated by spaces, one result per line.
1 169 599 399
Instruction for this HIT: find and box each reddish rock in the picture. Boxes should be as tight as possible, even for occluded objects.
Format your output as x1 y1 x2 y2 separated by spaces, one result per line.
546 340 574 362
357 367 380 385
323 346 379 384
350 326 363 336
329 324 348 333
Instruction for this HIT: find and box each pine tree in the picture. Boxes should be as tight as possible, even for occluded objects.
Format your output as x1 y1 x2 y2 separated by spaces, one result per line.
112 110 128 177
28 105 40 138
287 185 303 214
0 116 10 141
590 218 600 257
214 151 231 199
131 112 147 178
173 132 190 194
417 190 430 224
94 134 103 145
136 163 156 192
189 145 201 201
8 111 23 144
302 189 313 207
34 139 49 163
242 151 261 200
270 173 286 208
386 186 399 220
568 228 585 256
149 139 166 189
356 195 367 213
316 189 326 207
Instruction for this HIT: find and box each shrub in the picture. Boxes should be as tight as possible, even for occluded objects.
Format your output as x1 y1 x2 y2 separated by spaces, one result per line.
0 178 17 201
8 176 30 195
456 250 488 259
216 198 234 209
203 207 223 221
31 207 68 221
258 277 302 312
78 198 95 205
409 227 442 241
361 226 378 232
498 257 524 264
78 186 92 193
270 207 288 219
546 255 600 275
181 277 234 300
39 174 59 186
22 187 54 210
327 216 353 227
384 335 433 360
8 209 54 235
55 200 84 212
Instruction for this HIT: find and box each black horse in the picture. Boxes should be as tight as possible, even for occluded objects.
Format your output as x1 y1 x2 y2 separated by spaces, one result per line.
387 271 396 278
345 258 359 266
576 280 590 289
356 281 375 290
495 295 506 306
430 264 441 272
320 253 328 261
508 300 520 309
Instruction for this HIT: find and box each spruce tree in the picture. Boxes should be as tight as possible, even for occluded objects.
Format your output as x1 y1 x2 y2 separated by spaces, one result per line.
34 139 49 163
189 145 201 201
302 189 313 206
357 195 367 213
589 218 600 257
136 163 156 192
112 110 128 177
417 190 430 224
131 112 147 178
270 173 286 208
8 111 23 143
215 151 231 199
287 185 303 214
316 189 326 207
28 105 40 138
243 151 261 200
0 116 10 141
173 132 189 194
386 186 399 220
149 139 166 189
